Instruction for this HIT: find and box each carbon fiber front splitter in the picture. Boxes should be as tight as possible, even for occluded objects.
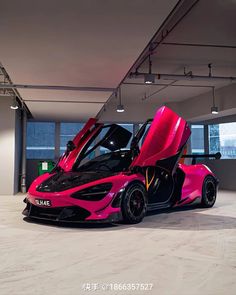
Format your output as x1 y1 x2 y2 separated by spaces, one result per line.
22 200 122 224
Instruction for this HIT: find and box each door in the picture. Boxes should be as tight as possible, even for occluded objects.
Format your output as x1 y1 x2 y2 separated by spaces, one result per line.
57 118 103 172
57 120 132 172
131 106 191 206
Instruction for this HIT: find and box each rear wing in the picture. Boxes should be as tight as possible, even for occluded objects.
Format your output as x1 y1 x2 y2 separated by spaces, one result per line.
182 152 221 165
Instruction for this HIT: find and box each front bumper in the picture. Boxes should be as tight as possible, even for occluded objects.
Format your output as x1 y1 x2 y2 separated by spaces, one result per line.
22 200 122 223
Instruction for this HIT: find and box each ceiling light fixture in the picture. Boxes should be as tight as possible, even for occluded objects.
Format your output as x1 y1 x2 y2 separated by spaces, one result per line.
211 106 218 114
211 87 218 114
116 87 125 113
117 104 124 113
144 54 155 84
10 97 19 110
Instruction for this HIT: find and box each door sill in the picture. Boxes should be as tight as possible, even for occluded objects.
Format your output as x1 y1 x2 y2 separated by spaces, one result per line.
147 202 172 211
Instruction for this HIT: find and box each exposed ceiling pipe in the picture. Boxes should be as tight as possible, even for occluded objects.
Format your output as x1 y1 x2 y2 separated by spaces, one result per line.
134 0 199 73
0 83 115 92
0 65 31 115
130 72 236 83
160 42 236 49
96 0 199 119
142 80 178 101
123 82 215 102
24 99 105 104
123 82 213 88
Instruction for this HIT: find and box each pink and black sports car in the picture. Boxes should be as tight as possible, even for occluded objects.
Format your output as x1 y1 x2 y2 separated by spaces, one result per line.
23 106 220 224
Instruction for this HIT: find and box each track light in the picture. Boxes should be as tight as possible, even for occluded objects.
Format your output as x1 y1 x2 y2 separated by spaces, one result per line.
211 87 218 115
116 87 125 113
144 54 155 84
144 73 155 84
211 106 218 114
10 97 19 110
117 104 124 112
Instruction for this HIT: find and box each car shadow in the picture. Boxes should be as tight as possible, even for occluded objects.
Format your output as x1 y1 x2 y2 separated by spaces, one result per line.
23 204 236 231
23 216 119 230
137 205 236 231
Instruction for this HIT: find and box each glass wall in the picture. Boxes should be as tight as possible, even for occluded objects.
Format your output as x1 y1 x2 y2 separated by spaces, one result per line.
209 123 236 159
26 122 55 159
190 125 204 154
27 122 134 160
60 123 84 155
27 121 236 161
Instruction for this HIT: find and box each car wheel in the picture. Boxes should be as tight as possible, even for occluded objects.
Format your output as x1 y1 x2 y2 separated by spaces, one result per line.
121 183 147 224
201 176 217 208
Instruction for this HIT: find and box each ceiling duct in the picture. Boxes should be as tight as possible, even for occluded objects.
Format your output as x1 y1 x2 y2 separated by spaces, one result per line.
0 83 115 92
130 72 236 83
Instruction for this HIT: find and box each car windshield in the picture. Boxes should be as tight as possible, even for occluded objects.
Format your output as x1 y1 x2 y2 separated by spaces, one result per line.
76 150 132 173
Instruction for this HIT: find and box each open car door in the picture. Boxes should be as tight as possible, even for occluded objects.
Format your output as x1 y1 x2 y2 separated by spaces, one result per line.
131 106 191 206
56 119 132 172
57 118 103 172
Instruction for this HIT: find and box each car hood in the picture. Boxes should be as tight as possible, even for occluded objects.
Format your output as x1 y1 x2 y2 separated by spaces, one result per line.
36 171 116 193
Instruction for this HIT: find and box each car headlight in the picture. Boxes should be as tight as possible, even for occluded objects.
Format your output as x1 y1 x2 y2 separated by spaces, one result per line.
71 183 112 201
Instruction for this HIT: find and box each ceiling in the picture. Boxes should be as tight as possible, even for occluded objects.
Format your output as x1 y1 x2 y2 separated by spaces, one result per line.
0 0 179 121
103 0 236 117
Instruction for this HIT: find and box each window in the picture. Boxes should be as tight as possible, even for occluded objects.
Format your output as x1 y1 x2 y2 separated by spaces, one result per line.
76 150 132 173
100 124 133 155
27 122 55 159
209 123 236 159
191 125 204 154
118 124 133 148
138 123 151 148
60 123 84 155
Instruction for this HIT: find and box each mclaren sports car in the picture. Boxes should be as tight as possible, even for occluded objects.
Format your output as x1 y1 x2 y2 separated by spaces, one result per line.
23 106 220 224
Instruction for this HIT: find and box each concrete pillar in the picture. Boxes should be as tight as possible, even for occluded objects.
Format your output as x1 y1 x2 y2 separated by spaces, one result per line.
0 96 19 195
20 111 27 193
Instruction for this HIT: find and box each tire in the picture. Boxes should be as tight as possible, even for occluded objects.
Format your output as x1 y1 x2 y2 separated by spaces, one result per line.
121 183 147 224
201 176 217 208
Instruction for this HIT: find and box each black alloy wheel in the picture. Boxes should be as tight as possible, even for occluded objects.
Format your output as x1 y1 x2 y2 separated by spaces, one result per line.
201 176 217 208
121 183 147 224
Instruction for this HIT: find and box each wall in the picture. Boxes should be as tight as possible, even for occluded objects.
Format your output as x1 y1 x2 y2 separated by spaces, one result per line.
0 96 19 195
167 83 236 122
203 159 236 191
99 101 161 123
202 113 236 191
99 84 236 123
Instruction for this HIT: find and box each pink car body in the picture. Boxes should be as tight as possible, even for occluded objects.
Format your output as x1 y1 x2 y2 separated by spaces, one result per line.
23 106 218 223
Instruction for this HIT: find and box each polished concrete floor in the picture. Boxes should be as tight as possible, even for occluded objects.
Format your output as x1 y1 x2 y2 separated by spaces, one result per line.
0 191 236 295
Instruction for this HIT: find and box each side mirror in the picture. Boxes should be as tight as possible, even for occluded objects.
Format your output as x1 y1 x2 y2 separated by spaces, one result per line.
215 152 221 159
66 140 76 152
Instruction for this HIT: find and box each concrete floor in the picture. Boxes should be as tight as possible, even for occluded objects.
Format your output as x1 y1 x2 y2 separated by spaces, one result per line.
0 191 236 295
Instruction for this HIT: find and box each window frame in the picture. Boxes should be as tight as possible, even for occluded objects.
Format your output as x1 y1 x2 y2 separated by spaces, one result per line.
208 122 236 160
190 124 205 155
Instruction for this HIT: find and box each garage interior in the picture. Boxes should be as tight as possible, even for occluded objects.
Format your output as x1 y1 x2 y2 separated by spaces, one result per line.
0 1 236 294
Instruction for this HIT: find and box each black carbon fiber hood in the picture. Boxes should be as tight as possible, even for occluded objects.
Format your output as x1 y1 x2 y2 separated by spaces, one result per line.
36 171 114 192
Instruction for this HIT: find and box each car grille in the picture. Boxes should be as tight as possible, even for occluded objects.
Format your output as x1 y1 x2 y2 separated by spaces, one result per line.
28 204 91 221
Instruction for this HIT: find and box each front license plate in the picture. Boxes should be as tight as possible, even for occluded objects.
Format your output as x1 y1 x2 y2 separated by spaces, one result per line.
35 199 52 207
